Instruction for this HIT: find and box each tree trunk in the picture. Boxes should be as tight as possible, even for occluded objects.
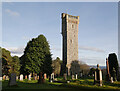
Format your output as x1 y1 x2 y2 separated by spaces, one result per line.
38 72 44 83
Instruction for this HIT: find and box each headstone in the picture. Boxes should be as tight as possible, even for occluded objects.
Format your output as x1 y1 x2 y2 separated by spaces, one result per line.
94 64 102 86
44 73 47 79
63 73 67 80
0 77 2 81
37 76 39 80
72 75 75 80
75 74 78 79
51 73 54 80
35 75 37 80
6 76 9 80
80 73 83 77
20 74 23 81
16 76 18 80
25 75 27 79
50 73 54 82
2 75 6 80
67 80 70 83
106 58 111 81
28 74 31 80
110 77 113 83
9 73 17 86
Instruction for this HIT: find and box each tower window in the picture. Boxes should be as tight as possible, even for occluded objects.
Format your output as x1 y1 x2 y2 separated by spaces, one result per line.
72 25 74 28
70 39 72 43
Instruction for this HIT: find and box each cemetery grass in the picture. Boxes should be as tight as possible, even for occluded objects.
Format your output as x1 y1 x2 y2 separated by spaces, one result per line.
2 78 120 91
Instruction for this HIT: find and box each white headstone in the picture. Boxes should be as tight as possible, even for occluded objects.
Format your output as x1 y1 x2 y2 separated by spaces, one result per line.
80 73 82 77
0 77 2 81
16 76 18 80
72 75 75 80
111 77 113 83
29 74 31 80
75 74 78 79
99 70 102 86
20 74 23 81
67 80 70 83
6 76 9 80
51 73 54 80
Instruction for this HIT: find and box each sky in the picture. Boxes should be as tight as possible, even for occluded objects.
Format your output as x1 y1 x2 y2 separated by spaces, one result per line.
2 2 118 66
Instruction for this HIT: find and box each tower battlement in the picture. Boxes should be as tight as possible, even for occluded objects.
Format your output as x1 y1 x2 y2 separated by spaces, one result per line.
61 13 79 76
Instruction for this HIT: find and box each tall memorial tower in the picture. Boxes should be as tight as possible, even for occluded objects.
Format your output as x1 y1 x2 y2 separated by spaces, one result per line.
61 13 79 76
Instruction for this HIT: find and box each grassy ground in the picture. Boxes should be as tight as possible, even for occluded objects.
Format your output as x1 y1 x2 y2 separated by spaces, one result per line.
1 78 120 91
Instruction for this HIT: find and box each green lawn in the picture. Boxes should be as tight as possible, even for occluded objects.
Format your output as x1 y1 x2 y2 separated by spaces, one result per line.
1 78 120 91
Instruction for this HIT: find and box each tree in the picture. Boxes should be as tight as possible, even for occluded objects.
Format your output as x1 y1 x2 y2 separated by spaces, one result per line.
89 68 96 76
10 56 20 75
70 60 81 75
52 57 62 77
70 60 90 76
20 34 52 83
108 53 119 79
1 47 12 76
1 47 20 76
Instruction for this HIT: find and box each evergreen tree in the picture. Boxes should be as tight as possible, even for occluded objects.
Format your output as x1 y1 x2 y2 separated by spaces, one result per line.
52 57 62 77
20 34 52 83
11 56 20 75
1 47 20 76
1 47 12 76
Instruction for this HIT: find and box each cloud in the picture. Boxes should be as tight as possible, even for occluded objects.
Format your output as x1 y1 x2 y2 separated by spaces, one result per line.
22 36 31 40
4 46 24 57
7 47 24 54
79 45 105 53
5 9 20 17
79 57 105 66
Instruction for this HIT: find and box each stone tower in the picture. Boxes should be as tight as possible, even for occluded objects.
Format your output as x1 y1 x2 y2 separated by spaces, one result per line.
61 13 79 76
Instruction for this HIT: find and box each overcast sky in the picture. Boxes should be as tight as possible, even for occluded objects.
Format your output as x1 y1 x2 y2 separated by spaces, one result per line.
2 2 118 66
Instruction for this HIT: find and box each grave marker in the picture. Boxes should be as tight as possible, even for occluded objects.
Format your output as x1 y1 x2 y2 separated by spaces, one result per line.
20 74 23 81
94 64 102 86
9 73 17 86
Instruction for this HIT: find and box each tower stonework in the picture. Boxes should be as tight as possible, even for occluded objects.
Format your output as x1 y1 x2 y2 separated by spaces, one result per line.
61 13 79 76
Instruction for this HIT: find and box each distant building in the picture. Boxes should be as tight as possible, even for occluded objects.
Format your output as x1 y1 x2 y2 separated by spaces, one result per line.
61 13 79 76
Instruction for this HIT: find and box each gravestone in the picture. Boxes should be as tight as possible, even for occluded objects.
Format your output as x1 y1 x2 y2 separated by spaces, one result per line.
94 64 102 86
51 73 54 80
106 58 111 81
20 74 23 81
37 76 39 80
3 75 6 80
16 76 18 80
29 74 31 80
72 75 75 80
33 74 37 80
25 75 27 79
50 73 54 82
80 72 83 77
6 76 9 80
0 77 2 81
110 77 113 83
35 75 37 80
63 73 67 80
9 73 17 86
75 74 78 79
44 73 47 79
